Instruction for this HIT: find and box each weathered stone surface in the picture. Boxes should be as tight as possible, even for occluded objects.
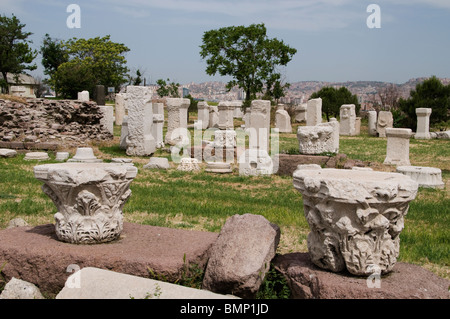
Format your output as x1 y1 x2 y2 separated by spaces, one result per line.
297 120 339 155
67 147 102 163
24 151 49 161
294 103 307 123
293 166 418 276
377 111 393 137
0 222 218 297
144 157 170 170
55 152 69 161
177 157 200 172
0 148 17 157
306 98 322 126
274 252 450 299
77 90 89 102
197 101 210 129
202 214 280 298
0 277 45 299
247 100 271 152
56 267 237 299
165 98 190 145
275 105 292 133
152 102 165 148
397 166 445 189
0 98 113 148
205 162 233 174
125 86 156 156
384 128 412 166
218 101 238 130
98 105 114 135
238 149 273 176
6 217 28 229
415 108 432 139
114 93 126 126
34 163 138 244
368 111 377 136
339 104 356 136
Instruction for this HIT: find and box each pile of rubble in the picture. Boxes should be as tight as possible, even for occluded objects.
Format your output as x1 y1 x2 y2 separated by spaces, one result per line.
0 97 113 149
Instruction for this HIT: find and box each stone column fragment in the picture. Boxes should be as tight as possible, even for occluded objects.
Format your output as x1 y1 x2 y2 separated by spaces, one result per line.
306 98 322 126
125 86 156 156
165 98 190 145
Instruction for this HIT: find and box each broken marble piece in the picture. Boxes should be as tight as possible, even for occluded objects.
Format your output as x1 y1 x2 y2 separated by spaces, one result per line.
293 166 418 276
205 162 233 174
177 158 200 172
306 98 322 126
144 157 170 170
0 149 17 158
297 120 339 155
68 147 102 163
396 166 444 189
55 152 69 161
24 152 50 161
33 163 138 244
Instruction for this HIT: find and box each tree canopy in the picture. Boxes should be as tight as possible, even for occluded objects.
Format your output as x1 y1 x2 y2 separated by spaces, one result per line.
310 86 360 121
156 78 180 98
397 76 450 130
200 23 297 107
49 35 130 98
0 14 37 93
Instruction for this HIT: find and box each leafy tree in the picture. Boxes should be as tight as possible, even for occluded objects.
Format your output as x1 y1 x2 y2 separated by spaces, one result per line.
53 61 96 99
52 35 130 98
40 33 68 95
156 78 180 98
310 86 360 121
133 69 143 86
397 76 450 130
40 34 68 78
0 14 37 93
199 23 297 108
264 79 290 105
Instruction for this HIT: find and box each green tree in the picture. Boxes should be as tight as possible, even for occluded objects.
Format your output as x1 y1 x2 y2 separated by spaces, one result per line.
52 35 130 98
156 78 180 98
40 34 68 94
310 86 360 121
199 23 297 108
133 69 143 86
397 76 450 130
0 14 37 93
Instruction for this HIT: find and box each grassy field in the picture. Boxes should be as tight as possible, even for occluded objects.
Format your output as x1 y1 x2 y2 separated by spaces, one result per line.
0 118 449 284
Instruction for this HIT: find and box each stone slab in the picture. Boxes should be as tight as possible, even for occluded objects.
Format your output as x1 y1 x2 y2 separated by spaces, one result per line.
274 252 450 299
56 267 237 299
0 222 218 297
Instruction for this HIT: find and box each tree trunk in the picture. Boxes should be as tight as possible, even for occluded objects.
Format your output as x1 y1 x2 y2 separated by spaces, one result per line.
1 72 9 94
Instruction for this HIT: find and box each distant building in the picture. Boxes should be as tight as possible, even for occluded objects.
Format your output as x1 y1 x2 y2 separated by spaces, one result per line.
0 73 38 98
182 87 190 97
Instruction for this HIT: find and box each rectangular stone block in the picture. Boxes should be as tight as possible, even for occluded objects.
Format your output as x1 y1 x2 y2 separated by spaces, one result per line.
306 98 322 126
125 86 156 156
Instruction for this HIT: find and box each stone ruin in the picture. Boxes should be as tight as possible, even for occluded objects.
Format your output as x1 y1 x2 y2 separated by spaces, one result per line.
293 165 419 276
0 97 113 148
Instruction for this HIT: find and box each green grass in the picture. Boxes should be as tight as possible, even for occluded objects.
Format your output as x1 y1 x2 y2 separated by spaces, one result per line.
0 122 449 283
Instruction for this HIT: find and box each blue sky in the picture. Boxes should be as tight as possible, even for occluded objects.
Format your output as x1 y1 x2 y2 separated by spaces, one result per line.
2 0 450 85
